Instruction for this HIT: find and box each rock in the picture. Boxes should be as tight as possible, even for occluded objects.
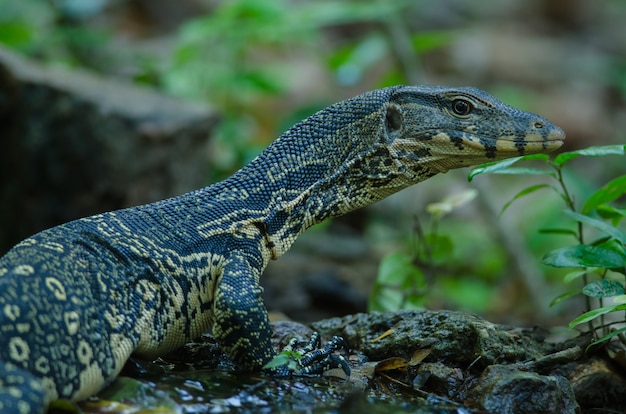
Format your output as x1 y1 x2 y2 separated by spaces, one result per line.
466 365 579 413
312 310 557 367
558 355 626 412
414 362 464 399
0 46 219 253
270 320 315 350
311 310 602 412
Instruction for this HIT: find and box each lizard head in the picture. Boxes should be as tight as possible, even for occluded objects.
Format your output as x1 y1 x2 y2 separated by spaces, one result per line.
246 85 565 226
383 85 565 177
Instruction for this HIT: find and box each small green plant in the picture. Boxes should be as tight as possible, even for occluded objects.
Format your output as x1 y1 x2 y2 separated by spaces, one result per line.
469 144 626 347
368 189 478 312
263 350 302 372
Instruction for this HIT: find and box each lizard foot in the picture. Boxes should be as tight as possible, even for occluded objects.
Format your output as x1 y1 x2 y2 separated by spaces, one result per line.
282 332 351 377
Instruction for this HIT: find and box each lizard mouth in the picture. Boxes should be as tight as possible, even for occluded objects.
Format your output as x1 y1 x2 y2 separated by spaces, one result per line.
457 124 566 155
500 124 565 154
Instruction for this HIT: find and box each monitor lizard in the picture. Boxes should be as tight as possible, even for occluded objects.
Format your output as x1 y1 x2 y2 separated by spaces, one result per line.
0 85 565 413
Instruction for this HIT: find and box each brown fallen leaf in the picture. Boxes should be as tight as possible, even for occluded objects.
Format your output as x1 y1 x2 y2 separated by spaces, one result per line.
374 357 409 374
409 349 432 366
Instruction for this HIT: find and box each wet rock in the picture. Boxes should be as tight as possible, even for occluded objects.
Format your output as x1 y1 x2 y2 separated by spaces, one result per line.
312 310 557 367
311 310 602 413
414 362 464 400
466 365 579 413
558 355 626 412
0 46 219 253
270 320 315 350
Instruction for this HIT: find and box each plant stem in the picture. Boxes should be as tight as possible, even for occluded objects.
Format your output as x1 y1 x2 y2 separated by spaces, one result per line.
554 163 594 333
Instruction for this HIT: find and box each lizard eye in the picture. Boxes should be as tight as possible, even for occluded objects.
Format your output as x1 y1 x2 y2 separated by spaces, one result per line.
451 99 473 116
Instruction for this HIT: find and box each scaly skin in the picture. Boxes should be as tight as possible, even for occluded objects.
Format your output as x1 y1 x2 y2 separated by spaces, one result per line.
0 85 565 413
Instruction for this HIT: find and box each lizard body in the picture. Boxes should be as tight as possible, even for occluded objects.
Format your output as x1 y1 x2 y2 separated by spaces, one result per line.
0 85 564 413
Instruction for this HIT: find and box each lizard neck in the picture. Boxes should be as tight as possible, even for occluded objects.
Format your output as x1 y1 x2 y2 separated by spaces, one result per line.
194 87 410 257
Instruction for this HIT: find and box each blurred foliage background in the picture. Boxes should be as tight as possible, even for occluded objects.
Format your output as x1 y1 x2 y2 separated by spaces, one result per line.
1 0 624 325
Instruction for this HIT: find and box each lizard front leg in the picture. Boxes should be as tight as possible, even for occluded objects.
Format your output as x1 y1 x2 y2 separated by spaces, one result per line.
212 253 276 371
211 253 351 376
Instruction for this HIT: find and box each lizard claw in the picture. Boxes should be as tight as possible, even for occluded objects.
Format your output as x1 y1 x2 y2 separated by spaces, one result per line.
275 333 351 377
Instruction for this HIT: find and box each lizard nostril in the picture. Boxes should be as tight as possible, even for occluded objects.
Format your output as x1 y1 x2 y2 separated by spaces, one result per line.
534 121 544 129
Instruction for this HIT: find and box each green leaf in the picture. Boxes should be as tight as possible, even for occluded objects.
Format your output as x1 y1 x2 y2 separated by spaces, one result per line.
538 228 579 237
370 252 426 312
549 288 582 307
613 294 626 304
263 351 301 370
328 34 387 84
554 145 626 166
0 21 34 49
368 284 401 312
563 270 591 284
467 154 550 181
564 210 626 244
240 70 283 93
411 30 454 52
421 233 454 264
500 184 551 216
478 167 554 176
582 280 625 298
368 283 424 312
596 205 626 224
589 326 626 347
568 304 626 328
426 189 478 219
376 252 422 284
582 175 626 214
597 238 626 255
438 278 494 312
596 240 626 276
403 292 427 310
542 245 626 269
